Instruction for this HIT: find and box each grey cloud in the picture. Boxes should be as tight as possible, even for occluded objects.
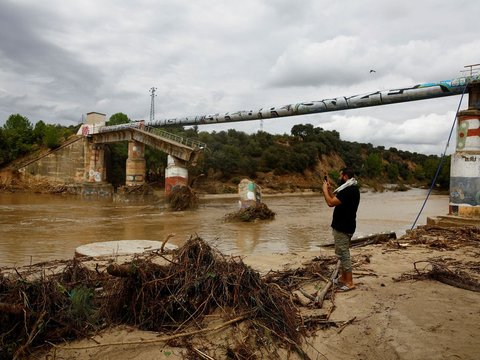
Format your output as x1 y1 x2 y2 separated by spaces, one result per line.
0 0 476 156
0 2 103 110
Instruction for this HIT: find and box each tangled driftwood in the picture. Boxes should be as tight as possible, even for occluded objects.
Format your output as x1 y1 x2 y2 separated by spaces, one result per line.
397 258 480 292
166 186 199 211
1 236 350 359
402 225 480 249
105 236 300 341
224 202 276 222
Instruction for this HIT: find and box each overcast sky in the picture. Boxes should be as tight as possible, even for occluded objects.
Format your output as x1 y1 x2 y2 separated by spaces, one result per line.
1 0 479 155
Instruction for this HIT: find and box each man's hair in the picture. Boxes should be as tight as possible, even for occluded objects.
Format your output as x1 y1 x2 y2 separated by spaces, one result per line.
341 167 355 178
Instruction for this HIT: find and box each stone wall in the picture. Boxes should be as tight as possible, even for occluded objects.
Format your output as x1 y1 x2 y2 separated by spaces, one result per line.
19 136 87 184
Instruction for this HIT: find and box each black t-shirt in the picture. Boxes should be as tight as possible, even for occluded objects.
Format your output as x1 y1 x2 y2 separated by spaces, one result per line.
331 185 360 234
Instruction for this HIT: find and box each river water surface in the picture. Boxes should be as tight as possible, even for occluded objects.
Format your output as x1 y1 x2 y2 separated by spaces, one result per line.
0 189 448 267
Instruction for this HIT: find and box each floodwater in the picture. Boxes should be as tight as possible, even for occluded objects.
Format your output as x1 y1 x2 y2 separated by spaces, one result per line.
0 189 449 267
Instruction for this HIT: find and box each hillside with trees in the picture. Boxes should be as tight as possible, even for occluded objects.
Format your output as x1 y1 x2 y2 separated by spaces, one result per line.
172 123 450 192
0 113 450 193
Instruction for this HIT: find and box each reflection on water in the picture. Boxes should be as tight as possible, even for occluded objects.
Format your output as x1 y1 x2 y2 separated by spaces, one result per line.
0 189 448 267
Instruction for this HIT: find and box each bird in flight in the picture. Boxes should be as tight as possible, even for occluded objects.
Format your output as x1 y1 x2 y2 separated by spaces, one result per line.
369 69 376 73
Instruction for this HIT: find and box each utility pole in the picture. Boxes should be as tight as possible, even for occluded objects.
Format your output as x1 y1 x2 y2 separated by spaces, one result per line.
149 87 157 122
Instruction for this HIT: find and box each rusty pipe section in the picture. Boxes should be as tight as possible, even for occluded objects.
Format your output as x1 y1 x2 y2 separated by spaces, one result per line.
141 75 480 128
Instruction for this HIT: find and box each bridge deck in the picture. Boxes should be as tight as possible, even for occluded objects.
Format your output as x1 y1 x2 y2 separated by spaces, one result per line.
92 127 204 163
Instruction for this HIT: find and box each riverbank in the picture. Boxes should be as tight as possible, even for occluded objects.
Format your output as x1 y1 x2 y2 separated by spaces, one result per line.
2 226 478 360
1 164 429 197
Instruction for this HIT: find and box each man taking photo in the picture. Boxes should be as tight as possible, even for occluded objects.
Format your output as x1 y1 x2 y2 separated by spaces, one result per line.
322 167 360 291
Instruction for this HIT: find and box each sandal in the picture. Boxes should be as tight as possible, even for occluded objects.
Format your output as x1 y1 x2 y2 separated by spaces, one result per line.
336 284 355 292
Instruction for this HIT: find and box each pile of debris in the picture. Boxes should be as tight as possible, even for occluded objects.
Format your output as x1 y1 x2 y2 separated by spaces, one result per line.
394 225 480 293
166 186 199 211
224 202 276 222
396 257 480 293
1 236 347 359
401 225 480 250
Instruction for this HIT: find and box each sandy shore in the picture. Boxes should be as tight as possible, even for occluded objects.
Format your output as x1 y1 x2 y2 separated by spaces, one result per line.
23 227 480 359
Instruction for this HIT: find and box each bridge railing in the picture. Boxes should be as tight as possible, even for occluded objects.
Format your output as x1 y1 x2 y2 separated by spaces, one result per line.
144 126 207 150
97 121 207 150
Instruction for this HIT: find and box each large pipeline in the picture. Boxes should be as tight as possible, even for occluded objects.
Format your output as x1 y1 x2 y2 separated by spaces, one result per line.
103 75 480 132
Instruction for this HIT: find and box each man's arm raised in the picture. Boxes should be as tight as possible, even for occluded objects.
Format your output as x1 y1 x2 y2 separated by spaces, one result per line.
322 180 342 207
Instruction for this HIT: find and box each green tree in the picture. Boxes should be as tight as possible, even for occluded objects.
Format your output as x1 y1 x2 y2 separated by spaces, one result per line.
291 124 315 140
437 156 451 188
398 163 411 181
107 113 130 126
422 156 450 188
414 164 425 181
3 114 34 160
212 145 241 177
289 142 318 171
341 142 363 172
364 153 382 178
145 147 167 184
237 155 258 178
386 163 399 182
260 145 290 173
423 157 439 181
33 120 47 143
4 114 33 133
0 127 7 165
252 131 273 149
43 125 62 149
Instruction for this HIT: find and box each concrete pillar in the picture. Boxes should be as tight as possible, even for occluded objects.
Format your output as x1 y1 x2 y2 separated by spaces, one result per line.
238 179 262 208
126 141 146 186
87 144 107 182
165 155 188 195
449 80 480 218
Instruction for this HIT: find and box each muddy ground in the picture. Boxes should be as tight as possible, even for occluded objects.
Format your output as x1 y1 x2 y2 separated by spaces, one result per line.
0 226 476 360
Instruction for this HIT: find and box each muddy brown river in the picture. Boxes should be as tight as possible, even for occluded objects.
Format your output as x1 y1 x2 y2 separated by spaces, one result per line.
0 189 448 267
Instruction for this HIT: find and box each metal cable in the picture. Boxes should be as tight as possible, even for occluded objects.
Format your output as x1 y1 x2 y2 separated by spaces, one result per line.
410 84 468 230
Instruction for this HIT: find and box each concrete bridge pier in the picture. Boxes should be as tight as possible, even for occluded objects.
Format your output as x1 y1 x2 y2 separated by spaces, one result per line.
428 80 480 227
126 140 146 186
87 143 107 182
449 80 480 218
165 155 188 195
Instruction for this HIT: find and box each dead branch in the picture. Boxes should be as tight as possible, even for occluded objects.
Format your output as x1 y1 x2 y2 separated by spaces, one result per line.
0 302 23 314
314 260 341 307
160 233 175 253
398 260 480 292
337 316 356 334
298 288 315 302
13 311 46 360
193 348 215 360
322 232 397 248
106 263 135 277
52 315 248 350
